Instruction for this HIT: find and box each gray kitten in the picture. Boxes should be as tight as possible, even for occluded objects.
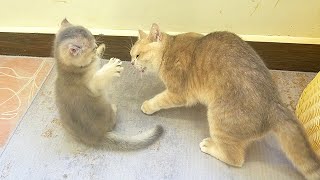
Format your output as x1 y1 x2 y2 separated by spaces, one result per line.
54 19 162 150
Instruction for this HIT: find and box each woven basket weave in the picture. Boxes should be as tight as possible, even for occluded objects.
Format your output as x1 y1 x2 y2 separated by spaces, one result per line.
296 72 320 155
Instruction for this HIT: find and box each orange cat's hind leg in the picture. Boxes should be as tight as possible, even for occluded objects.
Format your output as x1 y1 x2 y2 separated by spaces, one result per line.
201 105 251 167
199 136 248 167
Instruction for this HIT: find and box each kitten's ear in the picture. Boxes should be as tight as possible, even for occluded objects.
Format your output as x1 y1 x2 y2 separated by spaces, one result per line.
138 30 147 39
148 23 162 42
61 18 72 28
68 44 82 56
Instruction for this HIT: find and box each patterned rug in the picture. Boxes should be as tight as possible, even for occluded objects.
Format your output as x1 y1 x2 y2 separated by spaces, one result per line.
0 56 54 148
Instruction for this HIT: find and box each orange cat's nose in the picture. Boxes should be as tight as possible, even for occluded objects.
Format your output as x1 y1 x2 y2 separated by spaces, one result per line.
131 61 135 65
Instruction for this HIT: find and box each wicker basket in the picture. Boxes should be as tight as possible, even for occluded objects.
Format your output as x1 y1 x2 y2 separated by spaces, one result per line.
296 72 320 155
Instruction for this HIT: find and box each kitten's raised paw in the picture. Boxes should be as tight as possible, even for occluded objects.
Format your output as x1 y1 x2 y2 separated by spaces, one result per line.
111 104 117 113
96 44 106 57
99 43 106 50
103 58 123 77
108 57 121 64
141 100 156 115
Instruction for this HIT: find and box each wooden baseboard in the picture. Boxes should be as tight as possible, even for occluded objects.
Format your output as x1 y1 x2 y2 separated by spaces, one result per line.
0 32 319 72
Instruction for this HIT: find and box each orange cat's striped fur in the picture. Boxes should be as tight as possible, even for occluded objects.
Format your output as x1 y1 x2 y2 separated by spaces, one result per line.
130 23 320 179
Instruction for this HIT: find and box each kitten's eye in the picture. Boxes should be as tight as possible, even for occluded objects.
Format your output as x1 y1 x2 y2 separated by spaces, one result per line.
136 55 140 58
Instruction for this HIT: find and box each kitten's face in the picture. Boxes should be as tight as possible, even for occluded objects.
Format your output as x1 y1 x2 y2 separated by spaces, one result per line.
55 19 98 68
58 37 98 68
130 24 163 73
59 37 97 67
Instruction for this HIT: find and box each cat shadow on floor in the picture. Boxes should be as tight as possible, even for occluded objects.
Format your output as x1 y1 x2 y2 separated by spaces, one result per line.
153 104 207 123
109 68 209 134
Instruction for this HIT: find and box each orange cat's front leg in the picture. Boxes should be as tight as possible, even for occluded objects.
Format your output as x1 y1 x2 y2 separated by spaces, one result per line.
141 90 186 115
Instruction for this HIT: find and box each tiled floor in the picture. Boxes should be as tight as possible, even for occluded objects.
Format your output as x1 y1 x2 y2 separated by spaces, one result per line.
0 58 317 179
0 56 54 148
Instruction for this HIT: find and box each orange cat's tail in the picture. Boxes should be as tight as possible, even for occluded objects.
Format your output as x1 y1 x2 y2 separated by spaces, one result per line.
103 125 163 150
272 103 320 180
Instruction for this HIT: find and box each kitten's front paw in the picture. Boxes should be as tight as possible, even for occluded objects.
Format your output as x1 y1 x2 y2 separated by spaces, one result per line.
141 100 157 115
96 44 106 57
111 104 117 113
103 58 123 77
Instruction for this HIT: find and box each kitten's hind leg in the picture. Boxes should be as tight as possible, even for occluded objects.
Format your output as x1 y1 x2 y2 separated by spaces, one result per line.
141 90 186 115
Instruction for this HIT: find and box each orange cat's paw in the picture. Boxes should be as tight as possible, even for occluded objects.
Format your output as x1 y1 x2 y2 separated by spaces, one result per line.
141 100 156 115
200 138 214 154
200 137 244 167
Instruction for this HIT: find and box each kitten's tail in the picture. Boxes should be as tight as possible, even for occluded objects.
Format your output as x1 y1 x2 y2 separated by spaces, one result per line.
271 103 320 180
103 125 163 150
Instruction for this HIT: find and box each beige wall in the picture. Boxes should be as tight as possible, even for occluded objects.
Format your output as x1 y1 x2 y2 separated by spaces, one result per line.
0 0 319 42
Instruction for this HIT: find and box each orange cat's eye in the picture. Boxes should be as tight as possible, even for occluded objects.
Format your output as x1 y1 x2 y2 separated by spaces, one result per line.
136 55 140 58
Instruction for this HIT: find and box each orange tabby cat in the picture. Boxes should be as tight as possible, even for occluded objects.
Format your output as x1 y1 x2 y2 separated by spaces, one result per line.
130 23 320 179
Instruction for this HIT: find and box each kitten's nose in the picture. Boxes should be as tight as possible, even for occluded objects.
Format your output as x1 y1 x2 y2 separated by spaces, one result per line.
131 61 135 65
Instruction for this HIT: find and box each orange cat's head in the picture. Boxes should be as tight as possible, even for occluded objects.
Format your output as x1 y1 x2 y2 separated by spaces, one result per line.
130 23 166 73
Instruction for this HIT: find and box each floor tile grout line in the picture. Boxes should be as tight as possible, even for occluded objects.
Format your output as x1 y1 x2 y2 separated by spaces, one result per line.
0 60 55 159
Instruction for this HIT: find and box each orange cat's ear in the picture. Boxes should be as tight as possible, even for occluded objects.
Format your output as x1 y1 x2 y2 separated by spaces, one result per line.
60 18 72 28
148 23 162 42
138 30 147 39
